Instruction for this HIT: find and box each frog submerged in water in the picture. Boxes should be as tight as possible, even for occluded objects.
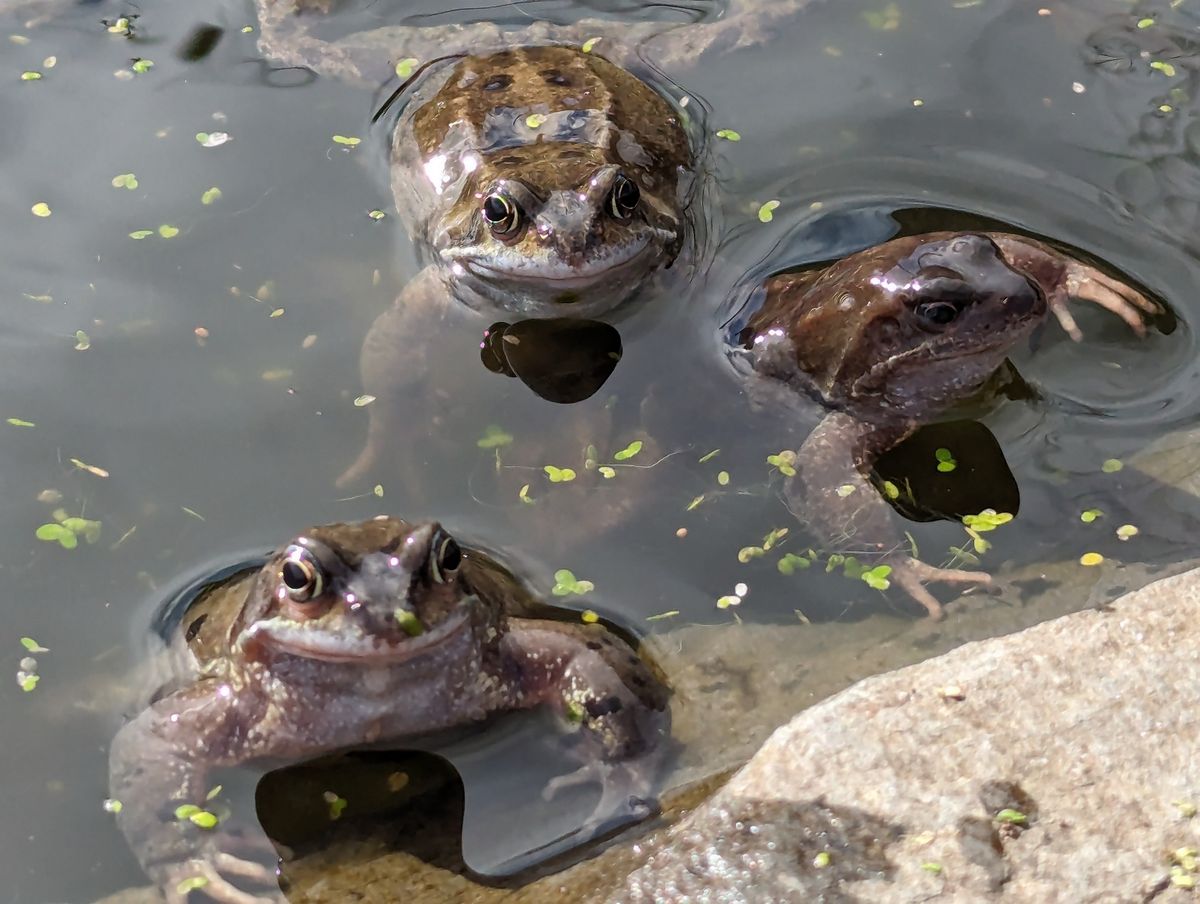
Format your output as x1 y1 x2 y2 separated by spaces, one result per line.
337 42 696 484
109 516 668 903
733 232 1160 619
249 0 816 484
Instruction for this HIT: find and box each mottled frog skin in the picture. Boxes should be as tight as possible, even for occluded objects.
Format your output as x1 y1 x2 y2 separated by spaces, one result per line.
735 232 1160 619
339 44 693 483
109 516 668 903
250 1 815 485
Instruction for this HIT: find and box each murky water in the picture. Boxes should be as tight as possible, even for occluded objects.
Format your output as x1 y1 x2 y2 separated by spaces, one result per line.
5 0 1200 900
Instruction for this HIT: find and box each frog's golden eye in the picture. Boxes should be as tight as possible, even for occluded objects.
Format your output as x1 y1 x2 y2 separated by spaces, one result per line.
607 174 640 220
429 531 463 584
279 545 326 602
481 193 522 237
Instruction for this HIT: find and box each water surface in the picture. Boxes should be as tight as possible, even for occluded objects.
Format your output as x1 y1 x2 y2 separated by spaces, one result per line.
4 0 1200 899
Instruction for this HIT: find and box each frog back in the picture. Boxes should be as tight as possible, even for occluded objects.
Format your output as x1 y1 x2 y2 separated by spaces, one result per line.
390 46 691 245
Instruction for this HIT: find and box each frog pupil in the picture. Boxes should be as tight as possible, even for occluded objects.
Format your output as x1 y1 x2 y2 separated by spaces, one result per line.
915 301 960 325
439 537 462 573
608 176 639 219
281 560 311 592
482 194 518 233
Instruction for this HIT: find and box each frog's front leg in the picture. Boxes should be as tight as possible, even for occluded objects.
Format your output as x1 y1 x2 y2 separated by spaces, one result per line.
500 620 670 824
788 411 990 620
986 233 1161 341
109 682 282 904
338 268 464 488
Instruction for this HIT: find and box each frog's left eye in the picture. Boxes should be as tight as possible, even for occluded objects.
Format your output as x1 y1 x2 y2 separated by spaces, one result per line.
481 193 523 237
607 174 640 220
429 531 463 584
279 546 326 602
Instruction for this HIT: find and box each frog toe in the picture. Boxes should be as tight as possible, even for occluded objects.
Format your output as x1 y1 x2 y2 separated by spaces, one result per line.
162 853 282 904
1062 262 1158 338
543 759 659 836
891 558 992 621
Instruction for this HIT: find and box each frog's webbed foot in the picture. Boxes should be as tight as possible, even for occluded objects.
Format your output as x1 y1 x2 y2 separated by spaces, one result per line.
888 557 991 621
1054 261 1160 341
542 758 658 835
159 850 283 904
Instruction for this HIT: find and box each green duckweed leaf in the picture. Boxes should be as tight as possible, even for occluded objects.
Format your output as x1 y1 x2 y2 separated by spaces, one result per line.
394 609 424 637
395 57 418 78
777 553 811 575
767 451 796 477
612 440 643 461
552 569 593 596
324 792 347 820
715 128 741 141
861 564 892 590
176 877 208 895
189 810 218 829
476 424 513 449
935 447 957 472
757 200 780 223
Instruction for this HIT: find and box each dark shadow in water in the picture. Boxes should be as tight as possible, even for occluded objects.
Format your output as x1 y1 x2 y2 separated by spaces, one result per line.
873 420 1020 524
481 318 623 403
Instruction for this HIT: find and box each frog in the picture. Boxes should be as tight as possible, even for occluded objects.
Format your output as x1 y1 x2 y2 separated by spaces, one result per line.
731 231 1161 619
108 516 669 903
245 0 818 487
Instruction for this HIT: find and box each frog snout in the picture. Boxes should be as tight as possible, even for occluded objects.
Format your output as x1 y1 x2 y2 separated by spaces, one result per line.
534 194 595 256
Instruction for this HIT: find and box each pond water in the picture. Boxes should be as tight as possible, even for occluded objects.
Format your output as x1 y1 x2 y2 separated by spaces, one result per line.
5 0 1200 900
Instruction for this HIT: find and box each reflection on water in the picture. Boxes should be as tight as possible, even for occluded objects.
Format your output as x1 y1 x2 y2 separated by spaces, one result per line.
4 0 1200 900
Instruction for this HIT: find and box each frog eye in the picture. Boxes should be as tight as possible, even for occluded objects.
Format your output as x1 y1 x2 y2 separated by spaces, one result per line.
607 174 640 220
481 193 522 237
279 545 326 602
429 531 463 584
913 300 962 326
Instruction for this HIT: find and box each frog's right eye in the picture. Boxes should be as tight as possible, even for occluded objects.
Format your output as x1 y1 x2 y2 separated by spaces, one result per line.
481 193 522 237
279 546 326 602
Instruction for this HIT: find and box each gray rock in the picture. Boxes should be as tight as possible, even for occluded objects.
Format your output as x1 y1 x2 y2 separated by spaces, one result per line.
616 566 1200 903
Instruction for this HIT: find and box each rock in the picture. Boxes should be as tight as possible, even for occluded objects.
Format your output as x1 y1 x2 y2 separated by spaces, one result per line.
616 566 1200 903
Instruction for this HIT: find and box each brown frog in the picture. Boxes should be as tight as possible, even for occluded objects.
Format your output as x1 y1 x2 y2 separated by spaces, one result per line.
108 516 668 903
338 43 694 486
734 231 1160 619
249 1 814 487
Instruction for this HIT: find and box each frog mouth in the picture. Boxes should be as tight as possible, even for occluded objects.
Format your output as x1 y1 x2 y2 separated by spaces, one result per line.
454 239 656 290
247 601 475 664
